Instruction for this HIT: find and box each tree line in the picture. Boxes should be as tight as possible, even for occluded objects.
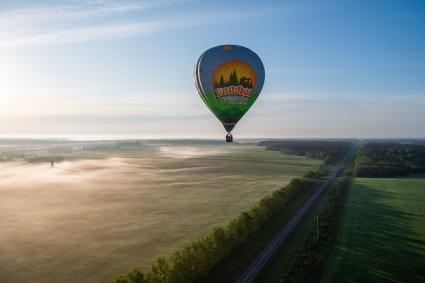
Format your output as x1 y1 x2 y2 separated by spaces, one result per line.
259 140 353 165
353 142 425 177
279 177 352 283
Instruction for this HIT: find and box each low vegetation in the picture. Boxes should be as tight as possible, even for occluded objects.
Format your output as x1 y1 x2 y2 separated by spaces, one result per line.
278 177 351 283
354 142 425 177
319 143 425 282
322 177 425 283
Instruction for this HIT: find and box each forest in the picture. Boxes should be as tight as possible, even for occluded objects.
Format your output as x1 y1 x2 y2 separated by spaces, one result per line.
353 142 425 177
259 140 353 165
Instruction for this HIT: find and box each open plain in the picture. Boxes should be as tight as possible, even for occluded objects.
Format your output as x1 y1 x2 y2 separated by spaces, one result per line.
0 142 320 283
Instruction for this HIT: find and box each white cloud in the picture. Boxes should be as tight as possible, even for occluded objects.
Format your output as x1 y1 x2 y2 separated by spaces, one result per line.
0 1 272 48
0 0 175 46
0 1 157 28
0 21 167 47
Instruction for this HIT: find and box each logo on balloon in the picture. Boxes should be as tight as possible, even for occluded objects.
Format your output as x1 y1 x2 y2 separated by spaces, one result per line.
212 60 256 99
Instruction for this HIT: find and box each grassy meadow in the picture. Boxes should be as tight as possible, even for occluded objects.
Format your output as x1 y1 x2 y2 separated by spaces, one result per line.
0 142 320 283
322 176 425 283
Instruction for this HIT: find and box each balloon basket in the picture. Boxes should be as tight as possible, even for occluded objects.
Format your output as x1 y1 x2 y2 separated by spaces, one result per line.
225 133 233 143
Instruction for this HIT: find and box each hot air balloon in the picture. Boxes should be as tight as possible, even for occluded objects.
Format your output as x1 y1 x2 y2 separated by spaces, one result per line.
194 45 265 142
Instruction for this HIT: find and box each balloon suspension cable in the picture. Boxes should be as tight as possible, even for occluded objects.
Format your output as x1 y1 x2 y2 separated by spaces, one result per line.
225 132 233 143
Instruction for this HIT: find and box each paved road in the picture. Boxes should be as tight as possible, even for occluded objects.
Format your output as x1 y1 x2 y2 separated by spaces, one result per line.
235 146 358 283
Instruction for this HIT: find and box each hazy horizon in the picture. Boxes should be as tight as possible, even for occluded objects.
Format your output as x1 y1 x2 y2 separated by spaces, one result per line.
0 135 425 141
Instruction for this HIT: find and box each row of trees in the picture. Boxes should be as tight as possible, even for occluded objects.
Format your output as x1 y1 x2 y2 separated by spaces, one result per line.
259 141 353 165
353 142 425 177
280 177 352 283
113 178 317 283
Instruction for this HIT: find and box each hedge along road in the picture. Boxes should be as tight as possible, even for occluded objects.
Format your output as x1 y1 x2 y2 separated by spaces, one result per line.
235 145 358 283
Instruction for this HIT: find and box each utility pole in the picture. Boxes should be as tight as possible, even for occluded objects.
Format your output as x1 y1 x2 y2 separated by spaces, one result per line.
316 216 319 241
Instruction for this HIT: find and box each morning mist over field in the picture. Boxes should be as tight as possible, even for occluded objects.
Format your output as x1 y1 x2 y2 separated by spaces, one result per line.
0 142 320 282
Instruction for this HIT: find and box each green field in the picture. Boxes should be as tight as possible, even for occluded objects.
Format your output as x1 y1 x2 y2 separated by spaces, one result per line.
0 143 320 283
322 176 425 283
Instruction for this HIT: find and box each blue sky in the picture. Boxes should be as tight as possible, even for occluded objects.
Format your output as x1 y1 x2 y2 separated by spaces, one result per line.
0 0 424 139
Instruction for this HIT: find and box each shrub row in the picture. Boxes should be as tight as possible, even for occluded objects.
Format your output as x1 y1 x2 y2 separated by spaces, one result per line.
354 165 409 177
279 177 351 283
303 164 330 179
113 178 317 283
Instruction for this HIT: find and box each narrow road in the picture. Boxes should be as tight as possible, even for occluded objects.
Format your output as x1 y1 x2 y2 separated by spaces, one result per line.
235 146 358 283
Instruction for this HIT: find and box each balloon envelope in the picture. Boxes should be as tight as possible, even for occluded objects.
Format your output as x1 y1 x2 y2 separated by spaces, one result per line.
194 45 265 132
